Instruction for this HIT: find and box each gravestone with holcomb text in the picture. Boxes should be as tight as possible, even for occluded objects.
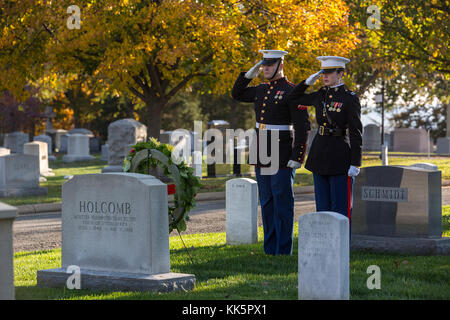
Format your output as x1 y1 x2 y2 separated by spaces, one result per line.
37 172 195 292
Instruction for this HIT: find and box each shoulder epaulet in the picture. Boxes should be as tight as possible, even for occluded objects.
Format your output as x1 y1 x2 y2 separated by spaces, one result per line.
344 87 357 95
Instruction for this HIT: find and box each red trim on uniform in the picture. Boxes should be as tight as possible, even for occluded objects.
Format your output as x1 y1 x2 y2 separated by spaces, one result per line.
347 176 352 223
286 81 295 87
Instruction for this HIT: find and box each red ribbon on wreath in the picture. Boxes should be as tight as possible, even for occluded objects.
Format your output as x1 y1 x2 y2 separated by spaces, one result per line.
167 184 176 195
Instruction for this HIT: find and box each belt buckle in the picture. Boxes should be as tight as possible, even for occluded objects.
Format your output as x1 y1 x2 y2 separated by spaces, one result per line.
260 123 266 130
319 126 324 135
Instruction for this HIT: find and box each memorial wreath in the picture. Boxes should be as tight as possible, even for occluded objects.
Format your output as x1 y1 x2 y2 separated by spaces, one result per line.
123 137 201 233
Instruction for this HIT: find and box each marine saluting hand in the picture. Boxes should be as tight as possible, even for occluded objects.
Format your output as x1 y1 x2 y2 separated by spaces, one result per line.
305 70 324 86
244 60 263 79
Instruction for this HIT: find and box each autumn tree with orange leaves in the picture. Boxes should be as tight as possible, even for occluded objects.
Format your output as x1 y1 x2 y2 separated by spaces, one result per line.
0 0 359 138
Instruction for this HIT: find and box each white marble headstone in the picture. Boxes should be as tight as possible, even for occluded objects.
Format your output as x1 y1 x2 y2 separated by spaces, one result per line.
192 151 202 178
62 134 95 162
34 134 56 160
34 134 52 153
0 154 47 197
4 132 29 153
0 202 17 300
101 144 109 161
24 141 53 177
61 173 170 274
393 128 428 153
37 172 195 293
298 212 349 300
0 148 10 156
102 119 147 172
226 178 258 245
362 124 381 151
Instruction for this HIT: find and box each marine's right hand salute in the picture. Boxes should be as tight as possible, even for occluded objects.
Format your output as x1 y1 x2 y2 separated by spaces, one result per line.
245 60 263 79
305 70 323 85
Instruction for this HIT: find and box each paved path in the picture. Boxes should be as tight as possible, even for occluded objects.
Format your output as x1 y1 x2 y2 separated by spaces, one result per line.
12 187 450 253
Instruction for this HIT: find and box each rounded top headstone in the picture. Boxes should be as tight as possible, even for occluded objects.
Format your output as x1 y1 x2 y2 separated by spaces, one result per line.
226 178 257 188
110 118 146 129
409 163 439 171
68 128 94 137
69 133 88 138
0 202 18 220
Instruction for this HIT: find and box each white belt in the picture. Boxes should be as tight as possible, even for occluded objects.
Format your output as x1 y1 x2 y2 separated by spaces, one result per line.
256 122 293 130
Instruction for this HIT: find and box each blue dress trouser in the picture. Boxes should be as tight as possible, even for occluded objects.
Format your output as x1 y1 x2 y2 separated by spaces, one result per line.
255 167 296 255
312 173 354 235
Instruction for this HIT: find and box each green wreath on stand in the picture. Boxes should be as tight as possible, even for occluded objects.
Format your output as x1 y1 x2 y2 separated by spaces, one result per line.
123 138 202 233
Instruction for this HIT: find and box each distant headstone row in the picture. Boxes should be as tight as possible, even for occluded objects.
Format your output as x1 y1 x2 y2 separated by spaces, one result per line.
359 125 450 153
59 128 100 153
3 123 450 157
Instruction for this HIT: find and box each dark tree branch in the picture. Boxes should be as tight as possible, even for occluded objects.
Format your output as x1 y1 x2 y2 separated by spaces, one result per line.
146 57 165 98
166 72 208 101
127 84 145 101
355 68 381 96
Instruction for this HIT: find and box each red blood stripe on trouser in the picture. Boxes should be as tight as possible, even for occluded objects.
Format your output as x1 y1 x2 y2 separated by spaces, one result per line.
347 176 352 223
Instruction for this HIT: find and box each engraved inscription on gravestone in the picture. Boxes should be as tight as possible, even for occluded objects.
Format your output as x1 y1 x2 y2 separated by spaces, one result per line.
74 201 134 233
362 186 408 202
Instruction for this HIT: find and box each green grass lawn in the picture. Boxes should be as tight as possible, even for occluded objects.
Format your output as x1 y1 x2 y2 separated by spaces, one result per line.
360 155 450 178
3 154 450 206
13 209 450 300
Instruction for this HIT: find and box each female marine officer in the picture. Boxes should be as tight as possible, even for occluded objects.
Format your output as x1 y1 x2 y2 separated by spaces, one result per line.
287 56 362 225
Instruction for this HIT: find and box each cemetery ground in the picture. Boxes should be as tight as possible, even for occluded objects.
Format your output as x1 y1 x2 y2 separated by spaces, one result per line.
6 152 450 300
4 153 450 207
13 217 450 300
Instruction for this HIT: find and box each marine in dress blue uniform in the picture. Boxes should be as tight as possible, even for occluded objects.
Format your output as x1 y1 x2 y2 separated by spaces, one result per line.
287 56 362 229
231 50 310 255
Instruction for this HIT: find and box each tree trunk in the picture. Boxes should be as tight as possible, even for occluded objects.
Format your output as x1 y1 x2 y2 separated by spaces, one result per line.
145 101 163 139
